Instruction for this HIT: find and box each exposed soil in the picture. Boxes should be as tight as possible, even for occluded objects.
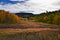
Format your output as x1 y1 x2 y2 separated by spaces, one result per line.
0 20 59 33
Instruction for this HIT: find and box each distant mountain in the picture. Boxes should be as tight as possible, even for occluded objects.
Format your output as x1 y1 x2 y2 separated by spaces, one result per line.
15 13 34 18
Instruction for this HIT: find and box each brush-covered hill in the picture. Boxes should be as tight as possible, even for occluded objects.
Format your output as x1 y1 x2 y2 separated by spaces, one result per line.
30 10 60 25
0 10 39 28
0 10 59 28
0 10 20 24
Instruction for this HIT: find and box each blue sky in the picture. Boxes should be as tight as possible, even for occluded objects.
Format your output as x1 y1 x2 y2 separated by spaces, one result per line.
0 0 60 14
0 0 28 4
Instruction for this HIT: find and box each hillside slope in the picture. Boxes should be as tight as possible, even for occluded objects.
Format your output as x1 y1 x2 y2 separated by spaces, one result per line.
0 10 59 28
0 10 20 24
30 10 60 25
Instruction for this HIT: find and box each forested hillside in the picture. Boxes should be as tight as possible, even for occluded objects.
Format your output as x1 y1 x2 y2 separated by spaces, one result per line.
30 10 60 25
0 10 60 25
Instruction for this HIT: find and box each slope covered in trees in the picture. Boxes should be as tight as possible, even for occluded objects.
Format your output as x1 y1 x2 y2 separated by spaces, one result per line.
0 10 60 25
0 10 20 24
30 10 60 25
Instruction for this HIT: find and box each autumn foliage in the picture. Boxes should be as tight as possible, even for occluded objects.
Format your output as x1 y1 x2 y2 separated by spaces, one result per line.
0 10 20 24
30 10 60 25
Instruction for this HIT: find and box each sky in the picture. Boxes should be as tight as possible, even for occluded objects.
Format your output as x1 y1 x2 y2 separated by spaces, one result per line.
0 0 60 14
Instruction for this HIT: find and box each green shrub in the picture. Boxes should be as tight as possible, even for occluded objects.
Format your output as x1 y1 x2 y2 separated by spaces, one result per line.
30 10 60 25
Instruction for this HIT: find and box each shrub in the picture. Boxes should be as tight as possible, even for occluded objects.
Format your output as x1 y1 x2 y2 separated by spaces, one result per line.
0 10 20 24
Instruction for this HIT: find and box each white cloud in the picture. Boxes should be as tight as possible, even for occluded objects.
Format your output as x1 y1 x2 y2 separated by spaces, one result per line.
53 0 60 6
0 0 60 14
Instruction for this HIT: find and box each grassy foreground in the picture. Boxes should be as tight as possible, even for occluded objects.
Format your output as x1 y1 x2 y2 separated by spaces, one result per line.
0 30 59 40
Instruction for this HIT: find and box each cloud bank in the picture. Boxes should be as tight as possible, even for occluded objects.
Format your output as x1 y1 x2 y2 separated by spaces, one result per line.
0 0 60 14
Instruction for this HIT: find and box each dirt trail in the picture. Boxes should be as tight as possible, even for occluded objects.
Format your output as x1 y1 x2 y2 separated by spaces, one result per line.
0 28 58 33
21 20 60 28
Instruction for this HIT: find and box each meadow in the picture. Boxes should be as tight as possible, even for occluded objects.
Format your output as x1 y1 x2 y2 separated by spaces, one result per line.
0 29 59 40
0 10 60 40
